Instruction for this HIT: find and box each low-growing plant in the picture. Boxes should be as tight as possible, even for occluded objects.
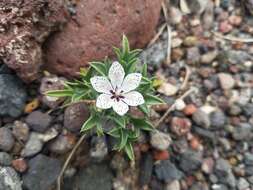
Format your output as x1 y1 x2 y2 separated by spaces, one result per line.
47 35 164 160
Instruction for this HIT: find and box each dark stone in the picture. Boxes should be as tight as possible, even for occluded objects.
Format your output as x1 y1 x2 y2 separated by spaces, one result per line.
0 127 15 152
232 123 252 141
0 75 27 117
242 103 253 117
26 111 52 132
179 150 202 173
139 153 154 187
192 110 210 128
65 164 113 190
210 110 226 129
0 152 12 166
22 154 62 190
154 160 182 183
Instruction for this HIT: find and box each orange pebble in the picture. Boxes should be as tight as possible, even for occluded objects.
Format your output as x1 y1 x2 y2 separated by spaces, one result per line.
190 137 200 150
183 104 197 116
12 158 28 173
153 150 169 160
24 99 40 113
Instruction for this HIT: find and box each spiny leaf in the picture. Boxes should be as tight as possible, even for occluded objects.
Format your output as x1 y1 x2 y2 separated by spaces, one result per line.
80 115 97 132
144 94 165 105
124 142 134 160
90 61 107 76
46 90 73 97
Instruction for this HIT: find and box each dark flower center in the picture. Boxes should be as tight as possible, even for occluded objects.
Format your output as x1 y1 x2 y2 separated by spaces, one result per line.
110 89 124 102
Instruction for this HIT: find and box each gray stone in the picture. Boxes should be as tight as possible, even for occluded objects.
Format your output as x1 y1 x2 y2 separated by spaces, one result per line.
212 184 228 190
139 153 154 187
64 102 89 132
150 131 172 150
12 121 30 142
192 110 210 128
154 160 182 183
26 111 52 132
0 127 15 152
232 123 252 141
67 164 113 190
23 154 61 190
90 136 108 161
179 150 202 173
0 75 27 117
215 158 236 187
0 152 12 166
165 180 180 190
237 178 249 190
0 167 22 190
48 133 75 154
242 103 253 117
218 73 235 90
21 133 43 157
210 110 226 129
244 153 253 166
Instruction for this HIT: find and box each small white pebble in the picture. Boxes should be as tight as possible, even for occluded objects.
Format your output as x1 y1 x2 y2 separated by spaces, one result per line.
174 99 186 111
244 61 252 68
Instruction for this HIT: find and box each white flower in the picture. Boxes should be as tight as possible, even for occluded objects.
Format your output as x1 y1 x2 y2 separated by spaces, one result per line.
90 61 145 116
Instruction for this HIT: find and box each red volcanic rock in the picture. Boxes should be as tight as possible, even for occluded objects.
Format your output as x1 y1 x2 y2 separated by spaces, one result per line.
44 0 162 77
0 0 67 82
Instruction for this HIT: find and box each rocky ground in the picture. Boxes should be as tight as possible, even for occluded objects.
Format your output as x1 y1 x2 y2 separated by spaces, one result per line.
1 0 253 190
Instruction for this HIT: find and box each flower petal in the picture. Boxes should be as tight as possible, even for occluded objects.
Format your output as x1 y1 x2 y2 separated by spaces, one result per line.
90 76 112 94
96 94 113 109
112 100 129 116
121 73 142 93
108 61 125 89
123 91 145 106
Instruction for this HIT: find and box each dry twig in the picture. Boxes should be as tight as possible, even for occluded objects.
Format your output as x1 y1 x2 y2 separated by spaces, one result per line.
180 65 191 91
57 134 86 190
161 2 172 65
155 87 196 127
148 23 166 47
212 31 253 43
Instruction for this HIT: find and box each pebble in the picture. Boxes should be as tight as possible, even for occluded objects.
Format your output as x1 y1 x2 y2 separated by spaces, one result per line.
219 21 233 33
0 166 22 190
0 74 27 117
212 184 228 190
183 104 197 116
139 153 154 187
64 102 90 132
172 38 183 48
201 158 214 174
0 127 15 152
0 152 12 166
228 15 242 26
26 111 52 132
89 136 108 161
165 180 180 190
201 51 218 64
150 131 172 151
158 82 178 96
48 132 76 154
242 103 253 117
154 160 182 183
183 36 198 47
169 7 183 24
67 164 113 190
171 117 192 136
245 153 253 166
154 150 170 161
22 154 62 190
12 158 28 173
12 121 30 142
187 47 201 64
210 110 226 129
174 99 186 111
21 133 43 157
39 75 66 108
179 150 202 173
218 73 235 90
232 123 252 141
192 109 211 128
237 178 250 190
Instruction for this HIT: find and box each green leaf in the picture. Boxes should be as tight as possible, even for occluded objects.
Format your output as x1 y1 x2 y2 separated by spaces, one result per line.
119 129 128 150
124 142 134 160
80 115 97 132
96 122 104 136
142 63 147 77
107 127 121 138
131 118 154 131
46 90 73 97
113 47 122 61
90 61 107 76
145 94 165 105
122 35 130 57
107 115 126 128
138 104 149 115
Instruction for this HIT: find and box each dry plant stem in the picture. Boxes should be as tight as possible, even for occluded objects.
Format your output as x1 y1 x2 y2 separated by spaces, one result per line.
155 87 196 127
180 65 191 91
57 134 86 190
212 31 253 43
148 23 166 47
161 2 171 65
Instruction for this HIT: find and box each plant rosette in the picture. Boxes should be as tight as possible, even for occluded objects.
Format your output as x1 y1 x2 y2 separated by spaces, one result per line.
47 35 164 160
